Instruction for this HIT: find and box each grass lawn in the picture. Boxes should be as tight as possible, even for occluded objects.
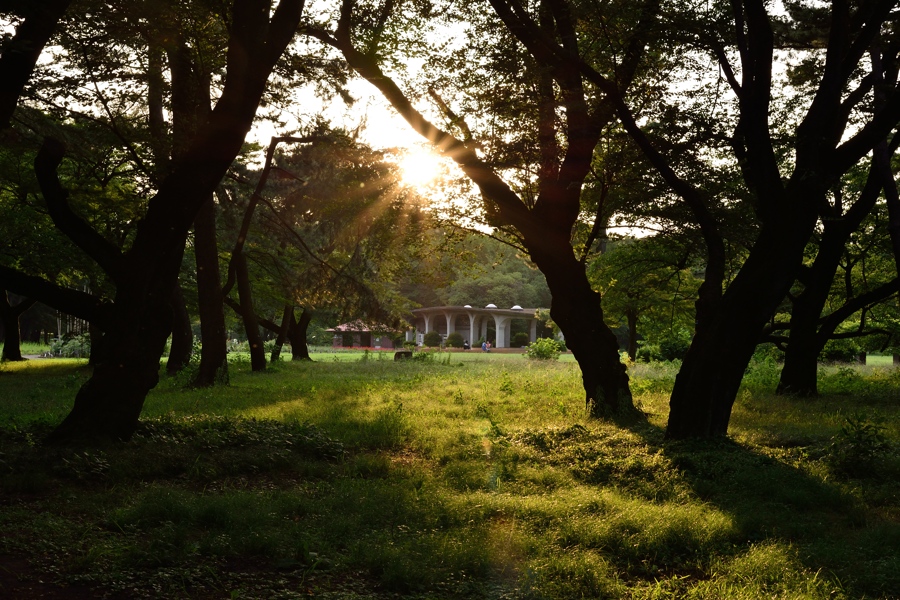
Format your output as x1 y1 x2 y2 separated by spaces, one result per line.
1 353 899 598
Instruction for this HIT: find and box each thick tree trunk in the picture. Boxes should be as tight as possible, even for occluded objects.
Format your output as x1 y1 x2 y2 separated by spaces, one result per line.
776 331 820 397
166 283 193 375
234 252 266 371
270 304 292 362
192 194 229 386
40 0 307 443
776 231 844 397
667 218 813 438
1 290 34 361
46 270 176 443
529 240 634 418
777 160 884 396
287 308 312 361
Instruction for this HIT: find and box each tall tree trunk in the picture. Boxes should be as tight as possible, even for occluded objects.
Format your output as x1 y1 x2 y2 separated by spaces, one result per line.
192 193 229 386
626 308 638 362
287 308 312 360
87 321 104 367
270 304 291 362
528 240 634 418
777 222 850 396
667 217 814 438
234 252 266 371
46 261 177 443
1 290 35 361
40 0 307 442
166 283 193 375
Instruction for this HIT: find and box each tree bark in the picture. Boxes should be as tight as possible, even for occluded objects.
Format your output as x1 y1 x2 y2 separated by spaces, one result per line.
0 0 72 128
667 215 815 438
288 308 312 360
41 0 307 443
626 308 638 361
192 193 229 386
1 290 36 361
270 304 292 362
234 252 266 371
166 283 193 375
527 238 633 417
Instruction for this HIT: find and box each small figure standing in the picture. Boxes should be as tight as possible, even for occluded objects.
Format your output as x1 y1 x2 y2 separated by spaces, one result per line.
481 340 488 352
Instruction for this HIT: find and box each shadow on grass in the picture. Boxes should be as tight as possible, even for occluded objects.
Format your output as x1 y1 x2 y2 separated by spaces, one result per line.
618 420 900 598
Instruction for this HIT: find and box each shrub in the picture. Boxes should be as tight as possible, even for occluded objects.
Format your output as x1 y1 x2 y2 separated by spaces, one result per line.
525 338 561 361
423 331 442 347
821 337 863 363
658 333 691 361
51 333 91 358
445 332 465 348
635 342 662 363
512 332 530 347
824 413 891 478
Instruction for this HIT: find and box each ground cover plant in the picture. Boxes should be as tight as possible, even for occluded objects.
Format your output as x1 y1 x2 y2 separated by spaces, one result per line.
1 354 899 598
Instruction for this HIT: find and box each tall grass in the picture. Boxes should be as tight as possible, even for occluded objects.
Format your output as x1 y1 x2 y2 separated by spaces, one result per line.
0 354 898 598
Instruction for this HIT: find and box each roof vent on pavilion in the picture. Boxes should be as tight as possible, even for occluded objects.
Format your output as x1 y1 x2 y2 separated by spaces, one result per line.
486 303 497 308
464 304 472 308
511 305 523 310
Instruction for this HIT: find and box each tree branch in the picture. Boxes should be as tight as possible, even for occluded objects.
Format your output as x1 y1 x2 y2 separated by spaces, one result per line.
34 137 125 280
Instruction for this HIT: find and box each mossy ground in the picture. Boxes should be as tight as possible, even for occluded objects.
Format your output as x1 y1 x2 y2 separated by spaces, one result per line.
1 352 899 598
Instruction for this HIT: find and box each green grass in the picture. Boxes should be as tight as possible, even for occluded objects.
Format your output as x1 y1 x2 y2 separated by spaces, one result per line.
1 355 899 598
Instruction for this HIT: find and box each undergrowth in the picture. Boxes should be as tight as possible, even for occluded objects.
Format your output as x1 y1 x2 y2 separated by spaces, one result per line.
0 355 898 598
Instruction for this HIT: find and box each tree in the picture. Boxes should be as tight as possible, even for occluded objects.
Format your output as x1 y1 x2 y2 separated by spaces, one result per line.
774 156 900 395
221 126 431 363
0 0 308 442
308 0 665 417
589 237 699 361
0 290 36 361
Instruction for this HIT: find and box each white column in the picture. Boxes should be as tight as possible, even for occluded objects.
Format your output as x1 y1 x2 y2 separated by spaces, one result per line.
530 318 538 343
493 315 511 348
468 313 477 346
445 313 455 335
423 314 432 333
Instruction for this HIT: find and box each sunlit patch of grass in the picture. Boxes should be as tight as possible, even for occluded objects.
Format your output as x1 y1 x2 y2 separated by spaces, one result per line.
2 356 900 597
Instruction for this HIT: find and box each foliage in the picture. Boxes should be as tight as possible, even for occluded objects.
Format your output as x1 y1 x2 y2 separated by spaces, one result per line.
525 338 561 361
512 332 530 347
445 331 465 348
423 330 442 347
49 334 91 358
636 330 692 363
821 337 864 363
824 413 892 478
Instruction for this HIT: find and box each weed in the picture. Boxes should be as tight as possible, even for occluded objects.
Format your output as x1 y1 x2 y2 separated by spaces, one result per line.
824 412 892 478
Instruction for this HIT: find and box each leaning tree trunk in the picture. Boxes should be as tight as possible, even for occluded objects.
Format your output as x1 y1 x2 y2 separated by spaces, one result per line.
667 216 814 438
287 308 312 361
234 252 266 371
775 239 844 397
40 0 307 442
270 304 292 362
166 283 193 375
528 240 634 418
193 193 229 386
46 258 178 443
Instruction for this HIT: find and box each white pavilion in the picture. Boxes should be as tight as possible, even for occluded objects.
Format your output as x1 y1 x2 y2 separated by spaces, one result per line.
409 304 541 348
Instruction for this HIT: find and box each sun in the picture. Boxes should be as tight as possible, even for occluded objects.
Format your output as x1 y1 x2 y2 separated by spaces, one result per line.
398 150 443 189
